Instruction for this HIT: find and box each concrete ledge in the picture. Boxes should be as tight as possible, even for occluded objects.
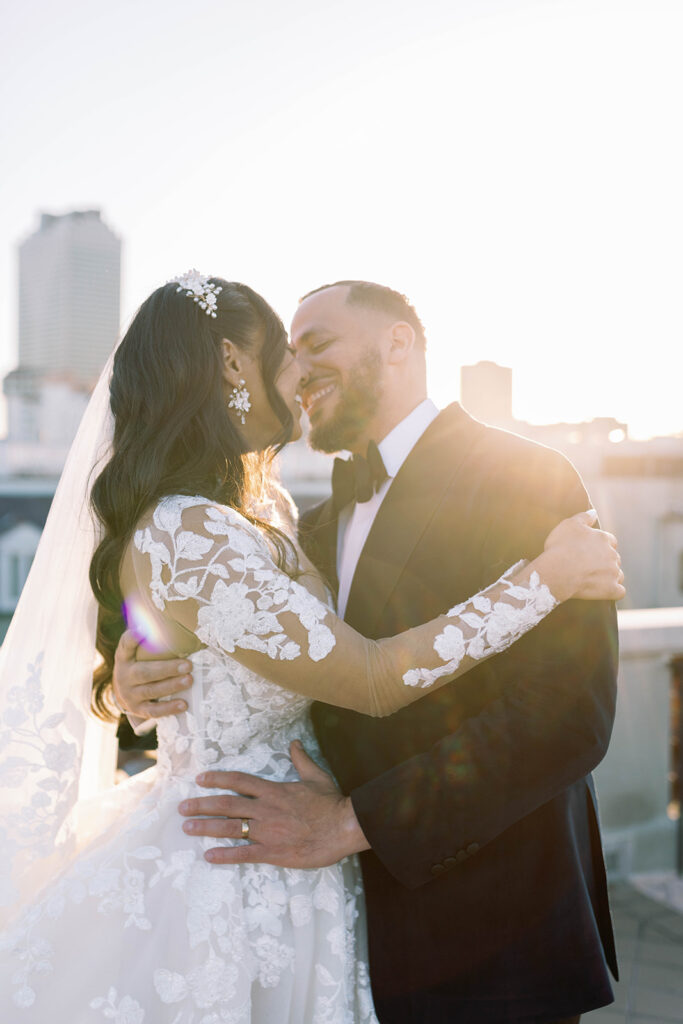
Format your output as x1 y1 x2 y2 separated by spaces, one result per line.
617 607 683 654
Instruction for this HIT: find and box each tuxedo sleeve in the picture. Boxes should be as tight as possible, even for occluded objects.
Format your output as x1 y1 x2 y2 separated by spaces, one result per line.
349 447 618 889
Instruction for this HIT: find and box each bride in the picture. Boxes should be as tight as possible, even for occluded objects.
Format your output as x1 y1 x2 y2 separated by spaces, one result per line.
0 272 624 1022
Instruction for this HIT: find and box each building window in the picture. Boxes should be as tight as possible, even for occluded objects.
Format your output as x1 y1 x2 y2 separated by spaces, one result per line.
8 555 20 600
8 553 33 601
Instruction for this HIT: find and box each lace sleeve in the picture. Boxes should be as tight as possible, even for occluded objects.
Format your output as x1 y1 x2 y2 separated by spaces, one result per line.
130 496 559 718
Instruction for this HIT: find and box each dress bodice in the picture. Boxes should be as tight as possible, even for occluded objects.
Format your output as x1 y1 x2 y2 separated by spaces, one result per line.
155 647 316 782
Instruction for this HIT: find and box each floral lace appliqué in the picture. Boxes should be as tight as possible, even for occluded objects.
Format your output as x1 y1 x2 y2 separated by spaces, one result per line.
403 566 557 688
134 498 335 664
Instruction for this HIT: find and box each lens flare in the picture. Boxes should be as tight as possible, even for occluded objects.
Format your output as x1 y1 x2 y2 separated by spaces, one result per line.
122 595 171 653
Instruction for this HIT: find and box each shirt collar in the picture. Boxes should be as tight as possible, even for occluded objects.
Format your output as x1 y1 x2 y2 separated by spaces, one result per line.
377 399 439 479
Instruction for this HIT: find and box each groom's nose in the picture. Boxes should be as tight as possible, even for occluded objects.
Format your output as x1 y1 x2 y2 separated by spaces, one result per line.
296 355 313 383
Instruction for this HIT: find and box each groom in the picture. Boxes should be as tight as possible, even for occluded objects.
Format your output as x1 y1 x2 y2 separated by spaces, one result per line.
115 281 618 1022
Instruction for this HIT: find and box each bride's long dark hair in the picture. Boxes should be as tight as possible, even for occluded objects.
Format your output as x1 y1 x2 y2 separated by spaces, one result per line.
90 279 297 719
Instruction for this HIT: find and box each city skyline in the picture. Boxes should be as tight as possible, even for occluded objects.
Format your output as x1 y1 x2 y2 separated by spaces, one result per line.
1 0 682 439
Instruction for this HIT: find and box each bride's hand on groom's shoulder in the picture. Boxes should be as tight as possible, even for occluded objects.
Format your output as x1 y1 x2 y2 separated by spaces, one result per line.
178 742 371 869
113 630 194 721
539 510 625 603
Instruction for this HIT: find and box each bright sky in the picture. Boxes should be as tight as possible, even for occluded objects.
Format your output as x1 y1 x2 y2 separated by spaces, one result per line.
1 0 681 439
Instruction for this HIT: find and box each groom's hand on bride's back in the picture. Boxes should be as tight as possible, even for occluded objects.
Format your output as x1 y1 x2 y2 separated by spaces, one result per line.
178 741 371 868
113 630 194 722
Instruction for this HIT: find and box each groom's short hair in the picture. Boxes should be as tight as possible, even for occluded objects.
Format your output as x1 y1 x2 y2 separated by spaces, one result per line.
300 280 427 349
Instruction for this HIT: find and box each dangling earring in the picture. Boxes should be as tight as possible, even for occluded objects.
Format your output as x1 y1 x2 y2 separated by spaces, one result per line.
228 379 251 425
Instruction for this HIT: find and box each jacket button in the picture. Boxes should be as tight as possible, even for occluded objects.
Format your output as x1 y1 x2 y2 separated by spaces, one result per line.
455 849 468 864
443 857 457 868
430 863 446 876
466 843 479 856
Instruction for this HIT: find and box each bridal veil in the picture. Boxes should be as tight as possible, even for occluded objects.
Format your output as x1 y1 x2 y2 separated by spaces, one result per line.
0 355 118 924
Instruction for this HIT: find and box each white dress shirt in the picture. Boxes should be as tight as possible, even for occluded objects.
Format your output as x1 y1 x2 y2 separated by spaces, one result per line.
336 398 439 618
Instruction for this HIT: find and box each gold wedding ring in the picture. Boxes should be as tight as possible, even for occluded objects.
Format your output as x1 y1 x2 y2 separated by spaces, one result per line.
241 818 250 840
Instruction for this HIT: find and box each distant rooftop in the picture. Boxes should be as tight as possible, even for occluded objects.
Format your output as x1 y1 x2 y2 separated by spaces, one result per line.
39 210 102 230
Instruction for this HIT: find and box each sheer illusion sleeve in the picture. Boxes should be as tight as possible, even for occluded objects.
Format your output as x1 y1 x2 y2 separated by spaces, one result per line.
129 496 559 718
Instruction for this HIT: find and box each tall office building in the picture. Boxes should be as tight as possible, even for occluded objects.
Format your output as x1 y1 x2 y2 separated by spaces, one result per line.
0 211 120 617
18 210 121 385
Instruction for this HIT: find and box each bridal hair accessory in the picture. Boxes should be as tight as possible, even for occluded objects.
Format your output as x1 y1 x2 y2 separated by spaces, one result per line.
170 269 222 318
228 379 251 424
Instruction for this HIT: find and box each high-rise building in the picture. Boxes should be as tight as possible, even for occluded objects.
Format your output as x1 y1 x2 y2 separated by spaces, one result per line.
18 210 121 386
0 211 121 621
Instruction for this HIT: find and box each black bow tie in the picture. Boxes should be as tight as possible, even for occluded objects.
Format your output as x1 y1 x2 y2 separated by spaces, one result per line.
331 441 389 511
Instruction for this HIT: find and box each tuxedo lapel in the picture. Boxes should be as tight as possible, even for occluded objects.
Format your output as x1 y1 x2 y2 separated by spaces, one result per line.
344 403 476 635
298 495 340 596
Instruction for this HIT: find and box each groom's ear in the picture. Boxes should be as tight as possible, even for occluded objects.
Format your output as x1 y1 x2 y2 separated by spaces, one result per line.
221 338 244 387
386 321 417 365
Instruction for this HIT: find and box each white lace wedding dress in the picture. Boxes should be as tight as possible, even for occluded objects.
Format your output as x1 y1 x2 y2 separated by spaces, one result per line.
0 495 558 1023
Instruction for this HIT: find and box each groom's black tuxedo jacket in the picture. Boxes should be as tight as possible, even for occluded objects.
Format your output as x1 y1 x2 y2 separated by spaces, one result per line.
300 404 618 1024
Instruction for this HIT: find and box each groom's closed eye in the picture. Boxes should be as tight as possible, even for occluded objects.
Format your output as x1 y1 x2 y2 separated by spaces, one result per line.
296 331 337 354
305 340 335 355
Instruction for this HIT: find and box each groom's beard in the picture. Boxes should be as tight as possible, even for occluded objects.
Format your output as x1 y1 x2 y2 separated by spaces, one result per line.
308 350 383 454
